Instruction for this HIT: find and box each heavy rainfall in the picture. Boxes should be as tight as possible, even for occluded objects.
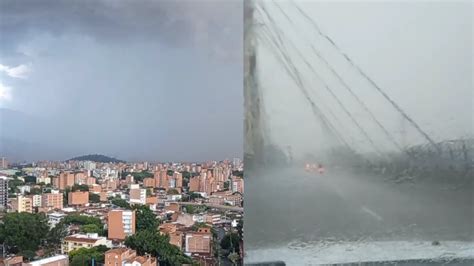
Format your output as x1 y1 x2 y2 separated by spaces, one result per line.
244 0 473 265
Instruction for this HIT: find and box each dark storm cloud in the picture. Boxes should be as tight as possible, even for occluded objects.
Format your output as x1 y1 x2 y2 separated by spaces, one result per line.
0 0 242 61
0 0 243 162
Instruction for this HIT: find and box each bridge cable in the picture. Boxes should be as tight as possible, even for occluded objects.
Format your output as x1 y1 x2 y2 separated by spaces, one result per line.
291 0 441 154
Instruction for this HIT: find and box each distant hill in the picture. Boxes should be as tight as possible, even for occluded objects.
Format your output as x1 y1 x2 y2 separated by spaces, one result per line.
67 154 125 163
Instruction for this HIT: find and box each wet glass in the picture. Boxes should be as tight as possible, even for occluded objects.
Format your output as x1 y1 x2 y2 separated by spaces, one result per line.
244 0 473 264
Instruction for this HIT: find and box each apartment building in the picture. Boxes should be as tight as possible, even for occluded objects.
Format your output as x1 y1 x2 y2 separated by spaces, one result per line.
173 172 183 188
61 233 108 254
0 176 8 210
68 191 89 206
231 176 244 194
73 172 86 185
188 177 200 192
31 194 42 207
159 223 184 249
42 191 64 210
56 172 75 190
107 209 135 241
105 248 157 266
89 184 102 193
185 227 212 256
205 214 221 225
0 157 8 169
86 177 96 186
142 177 155 188
129 184 146 205
11 195 33 213
48 212 67 228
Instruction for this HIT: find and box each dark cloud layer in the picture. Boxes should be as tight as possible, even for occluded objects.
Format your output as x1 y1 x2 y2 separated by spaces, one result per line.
0 0 243 61
0 0 243 162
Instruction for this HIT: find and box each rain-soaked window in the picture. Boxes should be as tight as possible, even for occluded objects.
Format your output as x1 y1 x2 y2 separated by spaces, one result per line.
244 0 473 265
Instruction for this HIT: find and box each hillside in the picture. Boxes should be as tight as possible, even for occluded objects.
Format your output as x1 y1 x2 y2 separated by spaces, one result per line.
67 154 125 163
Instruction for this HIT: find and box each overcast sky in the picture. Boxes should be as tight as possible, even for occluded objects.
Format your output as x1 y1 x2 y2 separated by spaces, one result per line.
257 0 472 157
0 0 243 162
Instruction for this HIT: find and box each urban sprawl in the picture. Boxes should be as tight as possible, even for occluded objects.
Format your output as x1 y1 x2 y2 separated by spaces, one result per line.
0 157 244 265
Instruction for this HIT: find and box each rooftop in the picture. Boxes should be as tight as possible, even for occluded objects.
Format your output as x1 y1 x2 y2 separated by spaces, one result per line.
27 255 68 266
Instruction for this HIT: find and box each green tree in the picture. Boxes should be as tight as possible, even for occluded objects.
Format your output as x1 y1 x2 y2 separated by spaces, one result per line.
166 188 179 195
189 192 203 200
72 184 89 192
8 178 24 194
191 222 210 231
146 188 153 196
228 252 240 265
220 232 240 253
181 194 190 202
166 170 174 176
121 171 153 182
28 187 43 195
19 250 36 262
24 175 36 184
125 230 192 266
110 197 131 209
63 187 71 207
0 212 49 254
181 171 191 179
81 224 102 234
69 245 109 266
89 193 100 203
63 214 102 227
44 222 68 256
183 205 195 214
232 170 244 178
132 205 159 232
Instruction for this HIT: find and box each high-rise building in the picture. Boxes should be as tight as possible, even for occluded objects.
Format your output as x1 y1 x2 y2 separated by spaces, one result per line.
0 157 8 169
231 177 244 194
74 172 87 185
31 194 42 207
11 195 33 213
55 172 74 190
189 176 200 192
129 184 146 205
108 209 136 241
42 190 64 210
143 177 155 188
68 191 89 206
124 174 134 184
233 158 241 168
0 176 8 210
84 161 96 171
173 172 183 188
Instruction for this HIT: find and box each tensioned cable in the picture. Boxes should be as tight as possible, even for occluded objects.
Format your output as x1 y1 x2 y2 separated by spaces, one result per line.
291 0 441 154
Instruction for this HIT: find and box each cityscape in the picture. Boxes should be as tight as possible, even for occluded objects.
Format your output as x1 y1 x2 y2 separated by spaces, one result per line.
0 155 244 265
0 0 472 265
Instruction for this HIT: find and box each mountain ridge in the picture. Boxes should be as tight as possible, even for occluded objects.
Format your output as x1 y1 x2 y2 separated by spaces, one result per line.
67 154 125 163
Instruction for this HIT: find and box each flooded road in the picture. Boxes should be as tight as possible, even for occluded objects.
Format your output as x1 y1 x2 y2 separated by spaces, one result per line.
245 166 473 252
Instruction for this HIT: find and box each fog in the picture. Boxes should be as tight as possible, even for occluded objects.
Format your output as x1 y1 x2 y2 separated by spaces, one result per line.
255 0 472 159
244 0 473 263
0 0 243 162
